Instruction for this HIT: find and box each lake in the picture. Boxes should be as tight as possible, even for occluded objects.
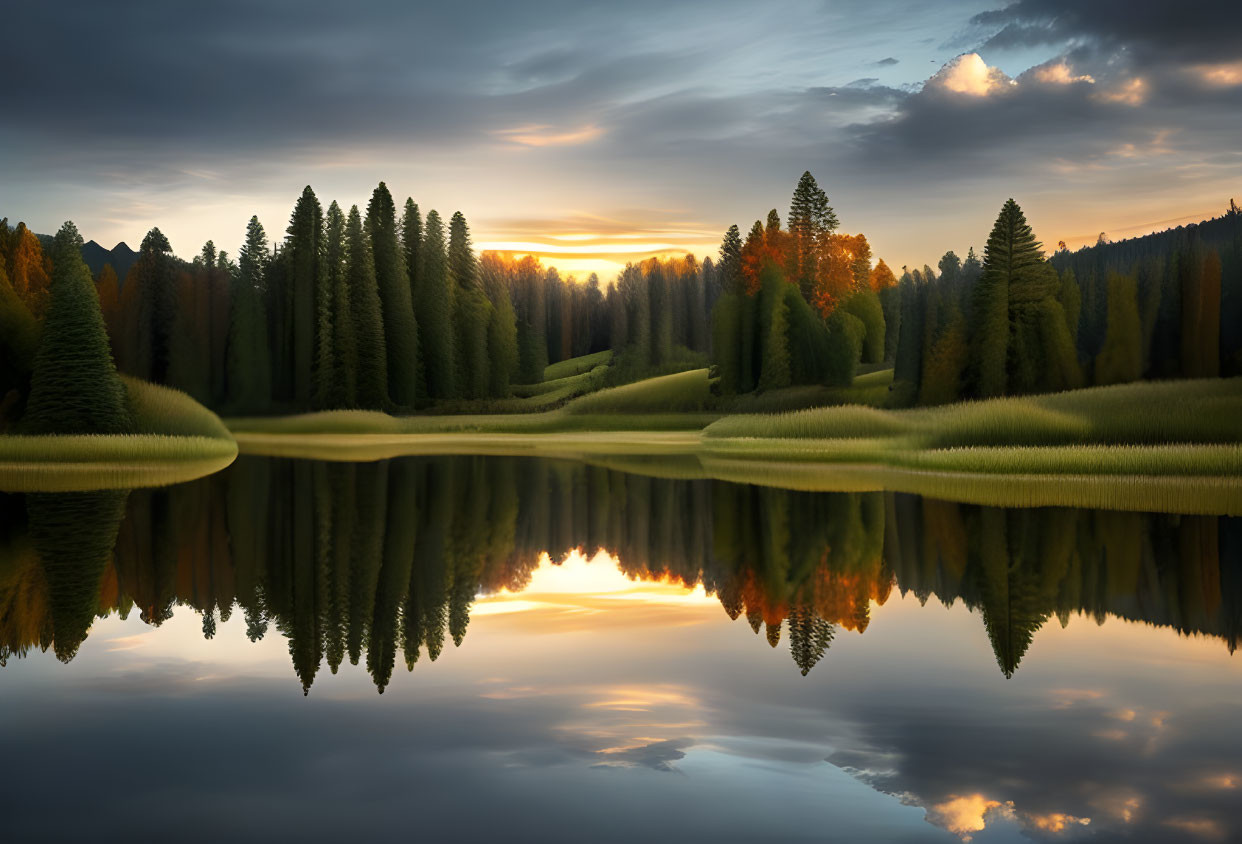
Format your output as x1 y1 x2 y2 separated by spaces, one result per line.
2 455 1239 842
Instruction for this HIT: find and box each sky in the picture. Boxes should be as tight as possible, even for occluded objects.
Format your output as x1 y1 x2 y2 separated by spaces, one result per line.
3 0 1241 277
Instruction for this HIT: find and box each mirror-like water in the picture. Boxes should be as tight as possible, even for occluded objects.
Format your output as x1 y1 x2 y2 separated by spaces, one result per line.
2 456 1239 843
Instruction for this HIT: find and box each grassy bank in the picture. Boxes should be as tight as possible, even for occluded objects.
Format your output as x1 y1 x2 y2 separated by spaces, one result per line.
703 377 1241 449
0 377 237 491
226 375 1242 514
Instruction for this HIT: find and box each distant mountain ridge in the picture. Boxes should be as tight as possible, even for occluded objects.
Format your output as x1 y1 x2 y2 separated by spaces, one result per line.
80 239 139 280
29 232 139 281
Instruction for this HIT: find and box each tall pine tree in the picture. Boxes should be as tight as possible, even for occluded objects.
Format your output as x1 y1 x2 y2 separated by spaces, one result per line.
417 209 457 399
367 183 419 407
448 211 491 399
347 205 389 408
24 222 131 434
227 216 273 412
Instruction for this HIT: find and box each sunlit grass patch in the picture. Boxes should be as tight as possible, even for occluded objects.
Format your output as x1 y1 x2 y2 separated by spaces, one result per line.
542 349 613 382
704 377 1242 449
564 369 716 414
0 376 237 491
122 375 234 439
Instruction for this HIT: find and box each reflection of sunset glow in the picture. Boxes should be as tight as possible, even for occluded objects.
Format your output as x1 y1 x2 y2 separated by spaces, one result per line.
476 549 715 611
1027 812 1091 832
494 124 604 147
1164 817 1225 839
584 687 701 711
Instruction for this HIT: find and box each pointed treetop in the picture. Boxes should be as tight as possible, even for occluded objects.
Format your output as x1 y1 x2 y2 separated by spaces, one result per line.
140 227 171 255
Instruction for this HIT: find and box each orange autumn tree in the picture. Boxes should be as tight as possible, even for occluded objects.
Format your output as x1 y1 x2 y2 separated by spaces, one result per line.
6 223 52 319
811 232 872 318
870 257 897 291
712 172 889 393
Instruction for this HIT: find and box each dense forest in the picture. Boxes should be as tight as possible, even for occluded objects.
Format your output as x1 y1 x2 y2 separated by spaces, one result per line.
2 456 1238 692
2 175 1239 432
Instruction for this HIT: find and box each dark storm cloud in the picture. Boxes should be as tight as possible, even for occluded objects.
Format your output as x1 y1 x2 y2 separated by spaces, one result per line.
971 0 1242 64
830 55 1242 180
0 0 700 155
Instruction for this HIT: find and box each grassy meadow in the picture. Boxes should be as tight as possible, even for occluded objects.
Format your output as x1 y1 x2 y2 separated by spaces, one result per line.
10 341 1237 509
0 376 237 491
224 359 1242 513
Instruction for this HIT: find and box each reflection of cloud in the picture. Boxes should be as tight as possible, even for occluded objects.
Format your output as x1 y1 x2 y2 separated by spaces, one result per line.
592 738 690 772
1163 816 1225 839
1027 811 1090 833
493 124 605 147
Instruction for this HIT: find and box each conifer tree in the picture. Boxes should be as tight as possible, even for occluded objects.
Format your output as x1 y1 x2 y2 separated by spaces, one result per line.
283 186 325 407
24 222 131 434
367 182 419 407
347 205 389 408
971 199 1048 398
449 211 491 398
417 209 457 399
127 228 177 383
322 201 354 407
719 225 743 294
401 198 422 304
788 172 838 301
479 253 519 397
228 217 273 411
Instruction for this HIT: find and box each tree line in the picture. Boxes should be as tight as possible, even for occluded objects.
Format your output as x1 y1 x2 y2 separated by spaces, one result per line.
3 177 1239 431
3 456 1238 688
882 199 1241 405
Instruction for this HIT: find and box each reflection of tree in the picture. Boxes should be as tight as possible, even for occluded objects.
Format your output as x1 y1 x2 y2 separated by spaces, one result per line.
788 605 834 676
26 491 128 661
974 508 1050 678
2 459 1239 690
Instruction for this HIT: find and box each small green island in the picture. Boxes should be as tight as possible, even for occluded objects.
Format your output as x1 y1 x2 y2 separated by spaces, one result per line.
3 175 1239 511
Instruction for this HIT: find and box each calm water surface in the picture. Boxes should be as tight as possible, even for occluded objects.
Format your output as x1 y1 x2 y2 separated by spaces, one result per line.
1 456 1239 843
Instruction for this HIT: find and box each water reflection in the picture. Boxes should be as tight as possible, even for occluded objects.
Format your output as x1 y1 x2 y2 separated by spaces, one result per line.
2 456 1241 842
2 456 1238 690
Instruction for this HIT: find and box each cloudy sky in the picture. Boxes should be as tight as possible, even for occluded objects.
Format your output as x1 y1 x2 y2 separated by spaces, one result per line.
3 0 1240 276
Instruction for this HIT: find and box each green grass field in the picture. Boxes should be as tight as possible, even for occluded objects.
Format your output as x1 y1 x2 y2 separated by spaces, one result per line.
0 376 237 491
227 374 1242 514
541 349 613 381
563 368 717 414
703 377 1242 448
